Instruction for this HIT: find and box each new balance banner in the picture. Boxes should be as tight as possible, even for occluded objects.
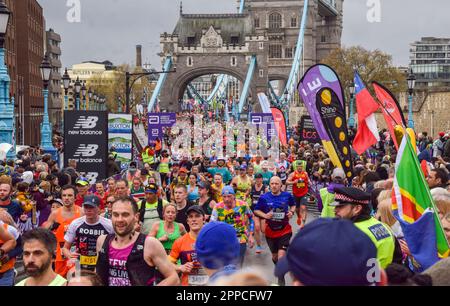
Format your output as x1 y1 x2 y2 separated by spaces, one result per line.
64 111 108 184
270 107 287 146
372 81 407 150
298 64 353 178
299 116 321 144
108 114 133 170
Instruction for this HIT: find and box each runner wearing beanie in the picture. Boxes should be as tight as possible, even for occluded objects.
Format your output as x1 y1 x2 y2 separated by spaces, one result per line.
195 221 240 284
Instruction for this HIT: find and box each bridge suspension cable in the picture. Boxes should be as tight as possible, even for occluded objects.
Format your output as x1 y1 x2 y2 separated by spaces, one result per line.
148 56 173 111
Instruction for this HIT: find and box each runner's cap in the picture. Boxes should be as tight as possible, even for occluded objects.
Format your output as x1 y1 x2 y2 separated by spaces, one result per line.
76 178 89 186
82 194 101 207
221 186 235 195
145 184 158 193
254 173 263 179
186 205 205 216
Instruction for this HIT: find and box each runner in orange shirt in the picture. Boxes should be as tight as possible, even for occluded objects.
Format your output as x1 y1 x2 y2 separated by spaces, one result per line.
44 185 83 277
168 205 208 286
286 163 309 228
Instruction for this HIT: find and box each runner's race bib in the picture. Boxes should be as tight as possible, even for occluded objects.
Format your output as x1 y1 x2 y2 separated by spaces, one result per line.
272 212 285 221
80 255 97 266
188 274 209 286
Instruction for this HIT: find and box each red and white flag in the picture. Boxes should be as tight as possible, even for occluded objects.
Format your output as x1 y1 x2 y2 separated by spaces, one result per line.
352 72 380 155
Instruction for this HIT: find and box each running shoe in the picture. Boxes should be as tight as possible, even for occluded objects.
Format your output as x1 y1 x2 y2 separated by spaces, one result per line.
255 245 263 254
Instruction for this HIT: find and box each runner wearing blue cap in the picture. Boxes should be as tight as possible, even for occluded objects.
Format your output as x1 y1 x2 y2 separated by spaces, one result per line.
210 186 254 267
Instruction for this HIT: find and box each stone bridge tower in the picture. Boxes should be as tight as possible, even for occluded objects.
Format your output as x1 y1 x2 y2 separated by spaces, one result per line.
158 0 343 113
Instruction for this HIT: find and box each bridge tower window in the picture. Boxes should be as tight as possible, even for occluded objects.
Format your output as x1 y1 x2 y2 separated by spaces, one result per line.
291 17 297 27
231 56 237 67
254 18 260 28
269 12 282 29
269 44 282 58
187 56 193 67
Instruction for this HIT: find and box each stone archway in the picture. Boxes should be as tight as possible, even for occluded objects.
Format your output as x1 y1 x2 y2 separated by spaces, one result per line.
159 53 262 112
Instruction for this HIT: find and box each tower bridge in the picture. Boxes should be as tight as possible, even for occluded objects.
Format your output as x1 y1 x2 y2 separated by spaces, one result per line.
152 0 343 114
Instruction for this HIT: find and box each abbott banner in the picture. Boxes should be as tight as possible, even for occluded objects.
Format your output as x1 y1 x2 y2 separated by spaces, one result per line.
108 114 133 170
64 111 108 184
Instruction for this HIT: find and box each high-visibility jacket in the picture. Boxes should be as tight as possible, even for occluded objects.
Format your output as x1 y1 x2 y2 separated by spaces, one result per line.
142 150 155 165
319 188 336 218
354 217 395 269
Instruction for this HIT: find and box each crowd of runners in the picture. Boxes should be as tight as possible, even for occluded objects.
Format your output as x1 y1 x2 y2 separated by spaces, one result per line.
0 116 449 286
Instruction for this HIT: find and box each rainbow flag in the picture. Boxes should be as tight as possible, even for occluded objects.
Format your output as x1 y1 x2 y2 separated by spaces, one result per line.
392 133 449 270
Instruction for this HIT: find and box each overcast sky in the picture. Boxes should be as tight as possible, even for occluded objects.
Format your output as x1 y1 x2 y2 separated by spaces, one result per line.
38 0 450 70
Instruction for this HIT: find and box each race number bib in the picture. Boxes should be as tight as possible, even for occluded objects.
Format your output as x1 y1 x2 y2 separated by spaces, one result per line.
272 212 285 221
188 274 209 286
80 255 97 266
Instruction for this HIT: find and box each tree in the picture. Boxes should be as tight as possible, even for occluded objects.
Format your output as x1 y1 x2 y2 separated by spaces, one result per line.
88 64 155 113
321 46 407 101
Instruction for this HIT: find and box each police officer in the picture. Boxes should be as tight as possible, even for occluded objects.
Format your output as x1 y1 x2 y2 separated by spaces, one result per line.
330 187 399 268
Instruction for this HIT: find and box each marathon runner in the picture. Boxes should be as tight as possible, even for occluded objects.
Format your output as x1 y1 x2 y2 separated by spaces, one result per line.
254 176 296 286
44 185 83 277
197 181 216 222
250 173 268 254
168 205 208 286
231 164 252 206
62 194 113 271
211 173 224 203
95 196 179 286
0 219 19 286
286 162 309 229
16 228 67 286
149 203 186 254
173 185 194 232
210 186 254 267
138 183 168 235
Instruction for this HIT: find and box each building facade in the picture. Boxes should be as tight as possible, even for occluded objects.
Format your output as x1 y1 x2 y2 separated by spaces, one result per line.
46 28 62 130
410 37 450 88
16 0 45 146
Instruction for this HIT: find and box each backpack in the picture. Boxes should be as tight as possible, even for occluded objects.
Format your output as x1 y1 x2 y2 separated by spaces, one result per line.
139 199 163 223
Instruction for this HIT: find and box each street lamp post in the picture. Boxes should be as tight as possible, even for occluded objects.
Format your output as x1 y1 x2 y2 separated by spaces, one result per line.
74 77 81 110
0 1 14 159
62 68 70 110
87 88 92 111
81 82 87 111
348 82 356 128
283 89 289 126
93 93 97 110
407 68 416 129
40 53 57 160
118 96 122 113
